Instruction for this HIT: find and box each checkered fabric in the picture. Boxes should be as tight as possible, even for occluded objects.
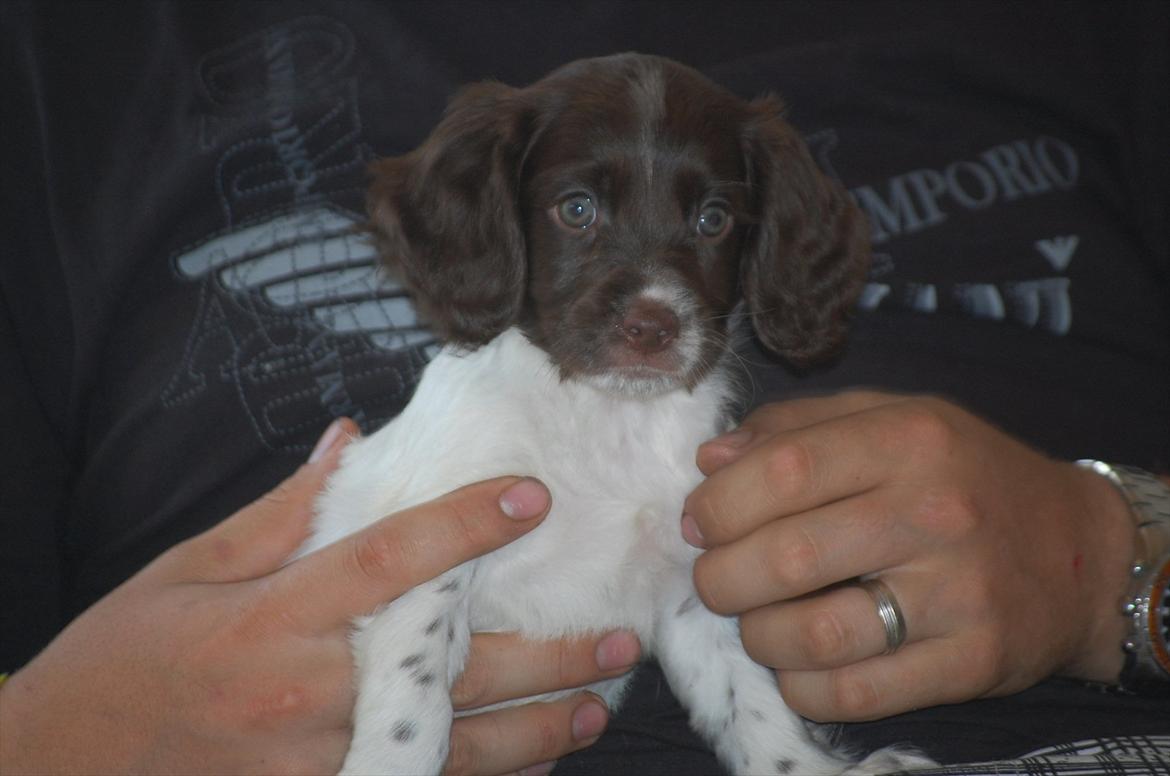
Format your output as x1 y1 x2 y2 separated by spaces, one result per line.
892 736 1170 776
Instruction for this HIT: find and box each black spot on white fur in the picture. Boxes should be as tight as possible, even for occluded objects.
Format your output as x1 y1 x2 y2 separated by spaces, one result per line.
774 758 795 774
675 596 699 617
391 720 417 743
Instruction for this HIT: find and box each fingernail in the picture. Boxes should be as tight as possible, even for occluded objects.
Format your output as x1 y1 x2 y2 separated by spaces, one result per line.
595 631 641 672
705 428 753 450
571 699 608 741
308 419 345 463
681 513 706 548
518 762 557 776
499 478 550 520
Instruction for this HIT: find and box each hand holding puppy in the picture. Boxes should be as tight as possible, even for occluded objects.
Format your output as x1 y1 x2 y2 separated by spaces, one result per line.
0 421 637 776
685 391 1135 721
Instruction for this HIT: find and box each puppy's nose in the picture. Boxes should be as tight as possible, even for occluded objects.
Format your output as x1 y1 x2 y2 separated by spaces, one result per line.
620 299 680 354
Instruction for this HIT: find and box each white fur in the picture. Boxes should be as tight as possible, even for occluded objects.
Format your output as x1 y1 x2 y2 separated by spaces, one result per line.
300 328 932 775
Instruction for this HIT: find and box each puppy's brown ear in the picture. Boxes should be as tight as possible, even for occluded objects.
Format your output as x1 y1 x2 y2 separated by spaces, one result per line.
740 96 870 366
367 82 532 347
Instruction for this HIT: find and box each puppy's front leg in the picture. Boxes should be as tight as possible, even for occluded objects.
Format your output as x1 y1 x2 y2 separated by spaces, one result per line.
341 568 473 776
655 581 856 776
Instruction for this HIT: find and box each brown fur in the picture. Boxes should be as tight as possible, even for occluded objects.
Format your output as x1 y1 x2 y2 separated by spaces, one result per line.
367 53 869 375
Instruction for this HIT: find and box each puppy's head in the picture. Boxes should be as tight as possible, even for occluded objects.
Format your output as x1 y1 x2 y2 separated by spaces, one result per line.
369 53 868 394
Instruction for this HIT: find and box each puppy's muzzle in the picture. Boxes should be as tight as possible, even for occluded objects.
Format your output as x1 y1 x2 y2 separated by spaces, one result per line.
619 298 680 355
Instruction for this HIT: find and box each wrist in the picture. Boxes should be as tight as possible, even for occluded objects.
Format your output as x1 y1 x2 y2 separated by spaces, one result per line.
1057 463 1134 684
1070 461 1170 694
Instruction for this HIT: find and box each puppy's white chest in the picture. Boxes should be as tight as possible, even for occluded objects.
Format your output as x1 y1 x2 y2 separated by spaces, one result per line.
466 455 700 638
310 330 724 637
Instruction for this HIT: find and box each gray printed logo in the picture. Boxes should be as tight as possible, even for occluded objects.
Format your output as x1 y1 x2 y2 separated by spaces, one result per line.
164 17 433 453
808 130 1078 336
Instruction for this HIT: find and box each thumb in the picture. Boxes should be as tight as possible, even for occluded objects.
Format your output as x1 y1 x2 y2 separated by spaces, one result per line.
157 418 361 584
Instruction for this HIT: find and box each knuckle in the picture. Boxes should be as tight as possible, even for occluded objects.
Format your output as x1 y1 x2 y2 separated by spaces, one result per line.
531 713 566 759
555 639 583 686
829 670 882 720
897 399 957 455
433 490 501 556
768 527 823 593
913 484 981 539
239 685 314 732
437 495 479 538
443 728 480 776
800 608 851 665
762 442 817 504
347 526 409 585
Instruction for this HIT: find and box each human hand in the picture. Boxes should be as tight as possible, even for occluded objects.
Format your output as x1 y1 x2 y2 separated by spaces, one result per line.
683 391 1135 721
0 420 637 775
447 629 640 776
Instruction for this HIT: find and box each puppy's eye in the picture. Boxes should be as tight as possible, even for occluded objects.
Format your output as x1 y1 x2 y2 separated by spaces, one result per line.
696 203 732 239
556 194 597 229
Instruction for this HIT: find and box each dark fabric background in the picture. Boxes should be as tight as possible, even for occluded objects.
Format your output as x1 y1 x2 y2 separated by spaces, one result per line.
2 1 1167 768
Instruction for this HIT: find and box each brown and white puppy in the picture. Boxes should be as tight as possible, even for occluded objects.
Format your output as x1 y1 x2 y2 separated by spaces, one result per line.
367 53 866 389
301 53 928 775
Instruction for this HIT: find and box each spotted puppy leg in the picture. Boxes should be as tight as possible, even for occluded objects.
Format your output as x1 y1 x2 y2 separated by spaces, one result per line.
655 584 857 776
340 568 473 776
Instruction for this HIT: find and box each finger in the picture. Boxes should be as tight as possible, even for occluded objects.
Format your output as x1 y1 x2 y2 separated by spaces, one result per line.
779 637 978 722
445 694 608 776
161 418 361 583
695 391 901 475
275 477 551 631
683 399 919 547
739 576 931 671
692 489 911 614
453 630 641 711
